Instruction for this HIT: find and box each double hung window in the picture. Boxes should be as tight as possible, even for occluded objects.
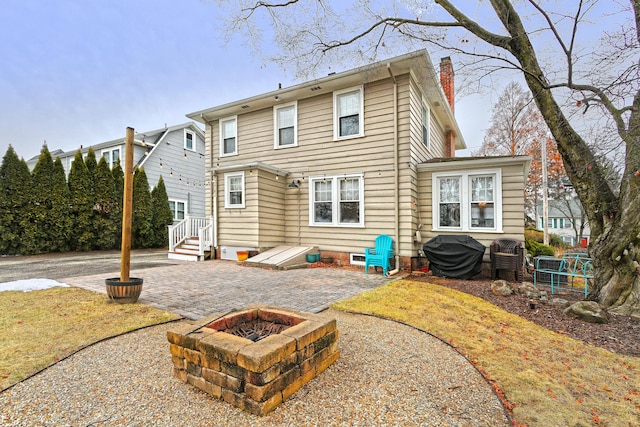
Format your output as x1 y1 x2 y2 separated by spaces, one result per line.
433 170 502 232
334 86 364 139
184 130 195 151
274 102 297 148
169 200 186 221
101 148 120 168
225 172 245 208
310 175 363 226
220 116 237 156
421 99 430 148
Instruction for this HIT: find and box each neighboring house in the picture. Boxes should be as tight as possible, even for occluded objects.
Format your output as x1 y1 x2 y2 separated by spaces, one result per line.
537 198 590 247
184 50 531 270
27 122 206 223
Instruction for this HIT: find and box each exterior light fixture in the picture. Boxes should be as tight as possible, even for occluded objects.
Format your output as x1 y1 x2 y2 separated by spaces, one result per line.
288 180 301 188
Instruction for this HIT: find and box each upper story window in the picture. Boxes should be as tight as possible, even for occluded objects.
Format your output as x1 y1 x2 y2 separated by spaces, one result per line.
433 169 502 232
421 99 430 149
184 130 195 151
220 116 237 156
310 174 364 227
101 147 120 168
334 86 364 140
224 171 245 208
274 102 297 148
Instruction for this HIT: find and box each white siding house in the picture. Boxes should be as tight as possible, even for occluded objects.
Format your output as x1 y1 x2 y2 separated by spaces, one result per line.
27 122 206 222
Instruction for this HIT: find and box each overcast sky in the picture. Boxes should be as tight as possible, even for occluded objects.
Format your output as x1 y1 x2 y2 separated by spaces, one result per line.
0 0 491 162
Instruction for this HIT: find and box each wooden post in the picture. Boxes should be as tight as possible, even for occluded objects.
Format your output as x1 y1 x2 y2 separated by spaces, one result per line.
120 127 134 282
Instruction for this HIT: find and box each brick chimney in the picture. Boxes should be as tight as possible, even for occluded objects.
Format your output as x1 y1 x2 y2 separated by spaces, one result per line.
440 57 456 157
440 56 454 113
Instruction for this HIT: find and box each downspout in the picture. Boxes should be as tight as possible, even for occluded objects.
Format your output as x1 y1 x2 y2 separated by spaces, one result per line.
213 171 218 249
387 63 401 276
203 114 219 252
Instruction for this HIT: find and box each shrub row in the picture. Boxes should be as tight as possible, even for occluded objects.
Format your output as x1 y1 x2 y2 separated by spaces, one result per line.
0 145 173 256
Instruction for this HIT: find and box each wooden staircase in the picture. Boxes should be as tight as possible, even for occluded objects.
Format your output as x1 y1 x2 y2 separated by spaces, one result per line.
167 216 214 262
168 238 212 262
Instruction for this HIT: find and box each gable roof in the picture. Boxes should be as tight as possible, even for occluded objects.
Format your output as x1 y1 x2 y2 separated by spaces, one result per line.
30 122 204 162
187 50 465 149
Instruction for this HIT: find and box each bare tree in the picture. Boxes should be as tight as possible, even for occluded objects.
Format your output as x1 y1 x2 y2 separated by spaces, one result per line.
219 0 640 316
473 81 546 157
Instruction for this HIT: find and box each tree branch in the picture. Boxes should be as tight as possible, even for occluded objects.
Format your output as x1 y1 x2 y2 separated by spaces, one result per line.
242 0 303 19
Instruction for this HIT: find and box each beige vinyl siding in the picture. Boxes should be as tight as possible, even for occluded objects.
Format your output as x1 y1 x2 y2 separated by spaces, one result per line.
256 171 286 247
417 159 529 261
216 171 258 247
208 77 403 253
408 77 447 162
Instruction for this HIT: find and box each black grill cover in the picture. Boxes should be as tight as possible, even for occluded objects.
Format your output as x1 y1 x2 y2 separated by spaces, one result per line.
423 235 486 279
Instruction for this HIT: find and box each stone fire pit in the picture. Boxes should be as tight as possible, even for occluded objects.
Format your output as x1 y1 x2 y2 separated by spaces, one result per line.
167 305 339 416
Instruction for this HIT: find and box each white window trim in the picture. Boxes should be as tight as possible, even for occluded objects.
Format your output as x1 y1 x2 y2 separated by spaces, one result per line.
349 253 366 266
224 171 245 209
308 173 365 227
432 169 503 233
184 129 195 151
273 101 298 149
169 199 187 221
421 97 430 149
100 146 121 168
333 86 365 140
219 115 238 157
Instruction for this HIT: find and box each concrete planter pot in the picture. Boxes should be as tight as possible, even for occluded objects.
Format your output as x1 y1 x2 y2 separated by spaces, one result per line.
105 277 144 304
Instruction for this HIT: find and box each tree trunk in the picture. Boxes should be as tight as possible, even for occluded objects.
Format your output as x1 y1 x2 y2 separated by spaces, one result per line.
487 0 640 315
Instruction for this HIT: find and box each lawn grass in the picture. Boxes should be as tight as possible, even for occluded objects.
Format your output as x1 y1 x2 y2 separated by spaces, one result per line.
0 286 180 390
332 279 640 427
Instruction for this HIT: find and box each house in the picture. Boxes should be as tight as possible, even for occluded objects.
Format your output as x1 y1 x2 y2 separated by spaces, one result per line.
537 198 590 247
183 50 531 271
27 122 207 223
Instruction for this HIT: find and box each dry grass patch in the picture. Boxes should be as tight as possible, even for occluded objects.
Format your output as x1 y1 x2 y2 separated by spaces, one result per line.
0 286 180 390
333 279 640 426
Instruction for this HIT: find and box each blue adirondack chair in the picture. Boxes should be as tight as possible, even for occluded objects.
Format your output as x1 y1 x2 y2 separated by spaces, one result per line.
365 234 394 275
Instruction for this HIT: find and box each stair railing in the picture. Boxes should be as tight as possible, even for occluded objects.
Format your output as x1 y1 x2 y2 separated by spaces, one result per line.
168 217 188 252
198 216 214 256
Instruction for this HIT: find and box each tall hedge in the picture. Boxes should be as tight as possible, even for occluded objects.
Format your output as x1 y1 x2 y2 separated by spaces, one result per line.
50 158 72 252
112 160 124 249
94 157 119 250
0 146 174 255
132 167 154 249
68 150 94 251
0 146 32 255
150 176 173 248
23 145 59 254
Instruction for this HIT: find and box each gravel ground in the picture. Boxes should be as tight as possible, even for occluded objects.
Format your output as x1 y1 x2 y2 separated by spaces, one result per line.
0 310 509 427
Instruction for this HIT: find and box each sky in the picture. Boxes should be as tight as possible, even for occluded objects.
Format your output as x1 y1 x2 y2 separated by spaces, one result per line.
0 0 493 162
